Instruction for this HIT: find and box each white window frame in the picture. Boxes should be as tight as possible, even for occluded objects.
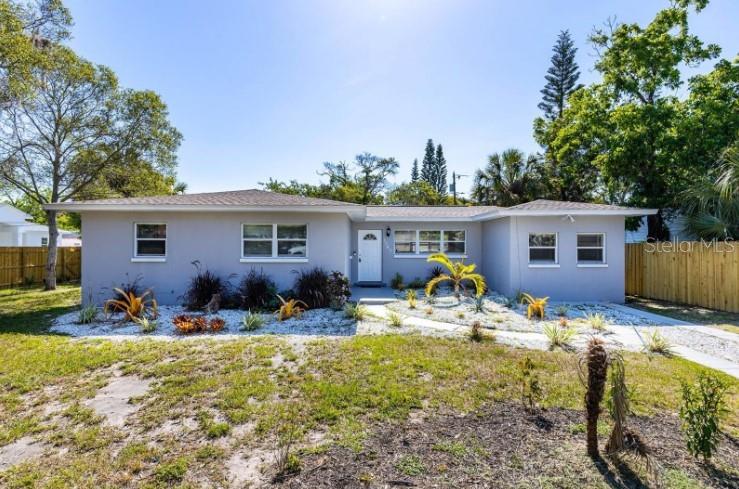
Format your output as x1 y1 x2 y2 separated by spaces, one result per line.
576 232 608 267
528 232 559 268
132 222 167 263
40 237 48 247
393 229 467 258
240 223 309 263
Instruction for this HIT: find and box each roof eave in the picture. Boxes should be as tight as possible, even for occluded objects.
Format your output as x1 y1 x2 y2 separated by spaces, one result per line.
496 209 658 217
43 203 364 215
362 216 483 222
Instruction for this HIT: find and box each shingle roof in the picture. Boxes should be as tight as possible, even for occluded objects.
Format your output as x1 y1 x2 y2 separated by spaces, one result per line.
505 199 640 212
366 205 501 219
53 189 360 207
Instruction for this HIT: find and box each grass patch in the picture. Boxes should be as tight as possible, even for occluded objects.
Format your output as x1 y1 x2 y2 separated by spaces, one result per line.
0 285 80 333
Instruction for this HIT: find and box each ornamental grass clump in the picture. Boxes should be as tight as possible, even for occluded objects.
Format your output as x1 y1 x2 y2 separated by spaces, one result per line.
184 261 225 311
542 321 576 349
343 302 367 320
643 330 672 356
587 313 608 332
405 289 417 309
387 311 404 327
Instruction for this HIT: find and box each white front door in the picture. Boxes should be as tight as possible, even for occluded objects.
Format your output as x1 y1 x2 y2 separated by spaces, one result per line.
357 229 382 282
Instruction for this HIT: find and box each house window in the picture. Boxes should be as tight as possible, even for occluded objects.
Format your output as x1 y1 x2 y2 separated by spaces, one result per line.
394 230 416 254
41 237 48 247
242 224 307 258
528 233 557 264
135 223 167 257
394 230 466 256
577 233 606 264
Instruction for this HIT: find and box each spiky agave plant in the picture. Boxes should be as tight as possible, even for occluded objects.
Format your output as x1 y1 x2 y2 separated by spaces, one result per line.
580 337 609 458
424 253 486 299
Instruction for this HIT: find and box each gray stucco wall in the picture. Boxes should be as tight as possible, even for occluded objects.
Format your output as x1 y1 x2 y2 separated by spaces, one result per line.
500 215 625 302
80 211 351 305
481 218 511 294
349 221 483 286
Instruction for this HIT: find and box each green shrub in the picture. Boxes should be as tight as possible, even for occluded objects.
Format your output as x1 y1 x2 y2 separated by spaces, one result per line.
241 311 265 331
395 455 425 476
390 272 404 290
133 316 157 334
555 305 569 317
680 372 729 461
518 356 542 411
406 277 425 289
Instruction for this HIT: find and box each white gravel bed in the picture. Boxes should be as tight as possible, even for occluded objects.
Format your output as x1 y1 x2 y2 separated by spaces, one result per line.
634 325 739 363
385 290 660 333
51 305 357 337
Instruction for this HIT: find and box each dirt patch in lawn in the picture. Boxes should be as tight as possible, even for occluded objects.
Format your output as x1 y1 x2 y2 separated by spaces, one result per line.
85 375 152 427
0 437 48 471
280 403 739 488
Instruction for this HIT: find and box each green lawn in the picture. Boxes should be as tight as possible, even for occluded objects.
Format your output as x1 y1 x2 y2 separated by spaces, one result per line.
0 287 737 487
627 295 739 334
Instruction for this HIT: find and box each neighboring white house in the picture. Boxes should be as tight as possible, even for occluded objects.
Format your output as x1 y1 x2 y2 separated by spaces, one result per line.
625 213 694 243
0 203 81 247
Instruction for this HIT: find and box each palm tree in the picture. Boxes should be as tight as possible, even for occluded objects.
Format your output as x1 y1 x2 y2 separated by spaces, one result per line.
424 253 486 299
682 143 739 240
471 149 543 206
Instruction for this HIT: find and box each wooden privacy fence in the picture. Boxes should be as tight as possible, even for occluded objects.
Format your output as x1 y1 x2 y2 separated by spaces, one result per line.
0 247 81 289
625 242 739 312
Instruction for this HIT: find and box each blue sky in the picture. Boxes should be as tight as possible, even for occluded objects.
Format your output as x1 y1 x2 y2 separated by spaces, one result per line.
65 0 738 197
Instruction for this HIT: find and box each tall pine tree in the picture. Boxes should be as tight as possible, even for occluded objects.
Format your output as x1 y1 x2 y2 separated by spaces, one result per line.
538 30 581 120
411 158 419 182
420 139 436 185
435 144 448 196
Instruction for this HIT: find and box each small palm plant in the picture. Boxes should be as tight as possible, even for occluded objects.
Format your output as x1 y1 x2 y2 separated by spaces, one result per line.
424 253 486 299
520 292 548 320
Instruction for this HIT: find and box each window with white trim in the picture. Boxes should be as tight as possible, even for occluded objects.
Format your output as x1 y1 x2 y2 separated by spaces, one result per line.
394 230 466 255
528 233 557 264
135 223 167 257
577 233 606 264
40 237 48 247
242 224 307 258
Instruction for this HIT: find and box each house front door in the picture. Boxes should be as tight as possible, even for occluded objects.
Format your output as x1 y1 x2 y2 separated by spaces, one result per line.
357 229 382 282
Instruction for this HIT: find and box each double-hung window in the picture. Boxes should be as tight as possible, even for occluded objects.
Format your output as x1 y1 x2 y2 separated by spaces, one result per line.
528 233 557 265
577 233 606 265
242 224 307 259
134 223 167 258
394 230 466 256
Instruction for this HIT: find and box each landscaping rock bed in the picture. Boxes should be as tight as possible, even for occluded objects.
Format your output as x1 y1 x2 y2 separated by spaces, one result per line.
51 306 357 337
385 290 661 333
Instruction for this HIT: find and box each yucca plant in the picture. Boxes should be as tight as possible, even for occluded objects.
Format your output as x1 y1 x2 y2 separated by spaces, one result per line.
424 253 486 299
387 311 404 327
77 303 98 324
241 311 265 331
520 292 548 320
275 294 308 321
586 313 608 332
104 288 158 322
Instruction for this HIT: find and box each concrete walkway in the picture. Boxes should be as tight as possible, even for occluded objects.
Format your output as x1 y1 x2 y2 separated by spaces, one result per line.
363 304 739 379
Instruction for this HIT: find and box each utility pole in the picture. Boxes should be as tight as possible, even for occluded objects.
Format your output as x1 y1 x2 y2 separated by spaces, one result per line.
449 172 468 205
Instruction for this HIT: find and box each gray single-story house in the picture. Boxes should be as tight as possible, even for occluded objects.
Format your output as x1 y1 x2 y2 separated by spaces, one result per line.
46 189 656 304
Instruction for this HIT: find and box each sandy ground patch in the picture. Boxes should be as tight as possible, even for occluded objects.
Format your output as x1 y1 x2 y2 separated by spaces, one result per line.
85 375 152 427
0 437 47 471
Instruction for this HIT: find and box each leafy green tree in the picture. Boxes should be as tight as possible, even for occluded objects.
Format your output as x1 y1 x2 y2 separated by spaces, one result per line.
538 30 581 120
434 144 448 196
420 139 435 185
0 0 71 102
410 158 419 182
681 142 738 239
544 0 722 239
0 47 181 289
471 149 544 206
386 180 440 205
